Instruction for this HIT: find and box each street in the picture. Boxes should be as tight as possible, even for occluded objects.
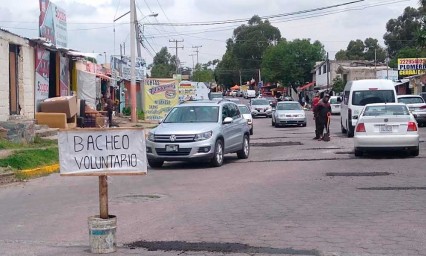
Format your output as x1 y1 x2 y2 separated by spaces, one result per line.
1 105 426 256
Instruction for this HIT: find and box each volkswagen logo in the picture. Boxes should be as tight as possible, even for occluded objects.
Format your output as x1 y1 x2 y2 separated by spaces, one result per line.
384 118 389 122
170 135 176 141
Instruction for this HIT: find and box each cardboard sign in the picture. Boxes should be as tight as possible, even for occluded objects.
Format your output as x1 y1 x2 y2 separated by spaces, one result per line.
58 128 147 176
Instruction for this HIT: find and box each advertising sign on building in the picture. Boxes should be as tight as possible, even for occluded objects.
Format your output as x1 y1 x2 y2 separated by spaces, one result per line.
144 79 178 121
60 55 69 96
398 58 426 77
178 81 210 103
39 0 67 48
121 56 146 81
58 128 147 176
35 47 50 111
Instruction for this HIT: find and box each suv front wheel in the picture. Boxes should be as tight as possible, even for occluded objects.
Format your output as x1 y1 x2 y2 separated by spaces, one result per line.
211 139 224 167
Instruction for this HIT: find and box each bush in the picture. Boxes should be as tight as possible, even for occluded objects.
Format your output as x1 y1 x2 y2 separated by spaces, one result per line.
122 107 131 116
137 110 144 120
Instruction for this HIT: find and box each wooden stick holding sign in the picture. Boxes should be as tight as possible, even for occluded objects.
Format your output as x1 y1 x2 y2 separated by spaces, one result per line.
99 176 108 219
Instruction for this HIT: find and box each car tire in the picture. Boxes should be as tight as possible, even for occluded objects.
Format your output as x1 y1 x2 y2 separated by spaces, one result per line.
237 135 250 159
272 118 275 126
210 139 224 167
250 127 253 135
148 159 164 168
302 122 307 127
354 148 363 157
347 121 354 138
274 122 279 128
410 147 419 157
341 119 347 133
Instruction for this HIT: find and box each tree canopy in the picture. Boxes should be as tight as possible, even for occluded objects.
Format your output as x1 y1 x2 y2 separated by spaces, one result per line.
215 16 281 87
150 47 177 78
334 38 386 63
261 39 326 87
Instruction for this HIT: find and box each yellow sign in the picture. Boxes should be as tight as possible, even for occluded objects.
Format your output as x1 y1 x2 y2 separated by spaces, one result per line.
398 58 426 77
144 79 179 121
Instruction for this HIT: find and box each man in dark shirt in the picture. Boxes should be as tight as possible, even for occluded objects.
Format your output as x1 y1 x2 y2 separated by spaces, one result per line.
313 94 331 141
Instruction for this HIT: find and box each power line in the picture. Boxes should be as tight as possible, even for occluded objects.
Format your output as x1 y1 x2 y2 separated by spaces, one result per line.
169 39 184 74
192 45 202 65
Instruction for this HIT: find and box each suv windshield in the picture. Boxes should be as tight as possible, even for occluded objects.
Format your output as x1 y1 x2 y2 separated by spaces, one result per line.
398 97 425 104
164 106 219 123
251 99 269 105
352 90 395 106
277 103 301 110
363 105 409 116
238 106 250 114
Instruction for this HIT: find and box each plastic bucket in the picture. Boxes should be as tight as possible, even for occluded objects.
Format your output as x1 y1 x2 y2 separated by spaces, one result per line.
88 215 117 254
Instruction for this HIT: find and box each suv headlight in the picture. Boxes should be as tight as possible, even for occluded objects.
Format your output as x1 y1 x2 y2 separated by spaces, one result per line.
147 132 155 141
194 131 213 141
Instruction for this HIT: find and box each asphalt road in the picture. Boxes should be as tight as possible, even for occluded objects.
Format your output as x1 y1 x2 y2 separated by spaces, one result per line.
1 99 426 256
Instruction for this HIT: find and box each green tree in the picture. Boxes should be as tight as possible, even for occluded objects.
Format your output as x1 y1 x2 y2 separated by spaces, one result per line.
384 7 423 57
346 39 365 60
332 77 345 93
215 16 281 85
150 47 176 78
261 39 326 87
334 38 386 63
193 63 214 82
335 50 348 60
388 47 426 68
364 38 387 63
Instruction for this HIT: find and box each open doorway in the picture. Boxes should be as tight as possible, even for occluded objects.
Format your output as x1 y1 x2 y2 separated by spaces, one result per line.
9 44 20 115
49 51 57 98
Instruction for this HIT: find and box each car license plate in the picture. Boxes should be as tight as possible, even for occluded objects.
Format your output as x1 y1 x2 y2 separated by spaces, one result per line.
166 145 179 152
379 125 392 133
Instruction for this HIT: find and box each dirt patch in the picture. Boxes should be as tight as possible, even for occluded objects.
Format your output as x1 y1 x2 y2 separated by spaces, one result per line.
0 150 13 159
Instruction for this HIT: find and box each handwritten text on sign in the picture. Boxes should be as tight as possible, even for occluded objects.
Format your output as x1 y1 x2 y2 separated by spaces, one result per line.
58 128 147 176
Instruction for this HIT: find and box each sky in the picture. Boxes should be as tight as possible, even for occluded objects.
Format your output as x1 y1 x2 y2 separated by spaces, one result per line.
0 0 421 68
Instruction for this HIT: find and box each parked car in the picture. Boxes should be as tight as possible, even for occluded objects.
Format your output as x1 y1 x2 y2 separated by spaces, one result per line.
329 96 342 115
272 101 307 127
341 79 397 137
354 103 419 157
250 98 273 118
245 90 256 99
397 95 426 126
209 92 224 102
236 90 244 97
146 101 250 168
238 104 253 135
230 90 238 97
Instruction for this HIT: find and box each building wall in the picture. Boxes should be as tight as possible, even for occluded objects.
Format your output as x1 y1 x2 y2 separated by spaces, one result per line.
0 30 35 121
313 61 350 88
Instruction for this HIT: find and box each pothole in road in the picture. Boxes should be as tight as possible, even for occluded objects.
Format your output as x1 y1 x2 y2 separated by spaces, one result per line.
125 241 321 255
251 141 302 147
358 187 426 191
334 151 354 154
303 147 341 150
326 172 392 177
115 194 163 203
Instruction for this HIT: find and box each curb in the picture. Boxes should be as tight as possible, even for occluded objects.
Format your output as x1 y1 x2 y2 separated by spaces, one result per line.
20 164 60 178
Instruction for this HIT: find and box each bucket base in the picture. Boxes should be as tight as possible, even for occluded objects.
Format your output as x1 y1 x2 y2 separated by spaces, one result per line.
88 215 117 254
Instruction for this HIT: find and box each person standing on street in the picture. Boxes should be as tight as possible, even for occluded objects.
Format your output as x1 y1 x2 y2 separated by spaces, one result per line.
314 94 331 141
106 97 115 127
312 93 321 139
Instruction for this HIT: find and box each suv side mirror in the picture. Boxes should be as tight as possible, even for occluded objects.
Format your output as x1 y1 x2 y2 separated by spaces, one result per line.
223 117 233 124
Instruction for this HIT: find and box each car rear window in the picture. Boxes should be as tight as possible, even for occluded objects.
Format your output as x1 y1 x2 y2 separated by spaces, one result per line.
352 90 395 106
398 97 425 104
251 99 269 105
330 98 338 104
164 106 219 123
363 105 409 116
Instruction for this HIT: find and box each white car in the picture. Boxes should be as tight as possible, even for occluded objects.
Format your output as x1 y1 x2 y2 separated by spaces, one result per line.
354 103 419 157
272 101 306 127
397 95 426 126
250 98 272 118
329 96 341 114
238 104 253 135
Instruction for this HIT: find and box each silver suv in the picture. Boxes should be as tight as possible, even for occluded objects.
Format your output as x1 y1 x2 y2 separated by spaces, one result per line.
146 100 250 168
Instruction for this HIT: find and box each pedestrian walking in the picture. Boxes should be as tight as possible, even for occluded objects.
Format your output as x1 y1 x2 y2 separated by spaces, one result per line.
312 93 321 139
105 97 115 127
313 94 331 141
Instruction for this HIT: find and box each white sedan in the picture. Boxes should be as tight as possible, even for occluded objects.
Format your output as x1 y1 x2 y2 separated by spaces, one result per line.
354 103 419 157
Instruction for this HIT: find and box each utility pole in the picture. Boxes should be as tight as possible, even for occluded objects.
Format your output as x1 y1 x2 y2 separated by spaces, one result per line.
258 69 261 84
169 39 184 75
326 52 330 90
130 0 137 122
239 70 242 86
192 45 202 66
189 54 195 71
